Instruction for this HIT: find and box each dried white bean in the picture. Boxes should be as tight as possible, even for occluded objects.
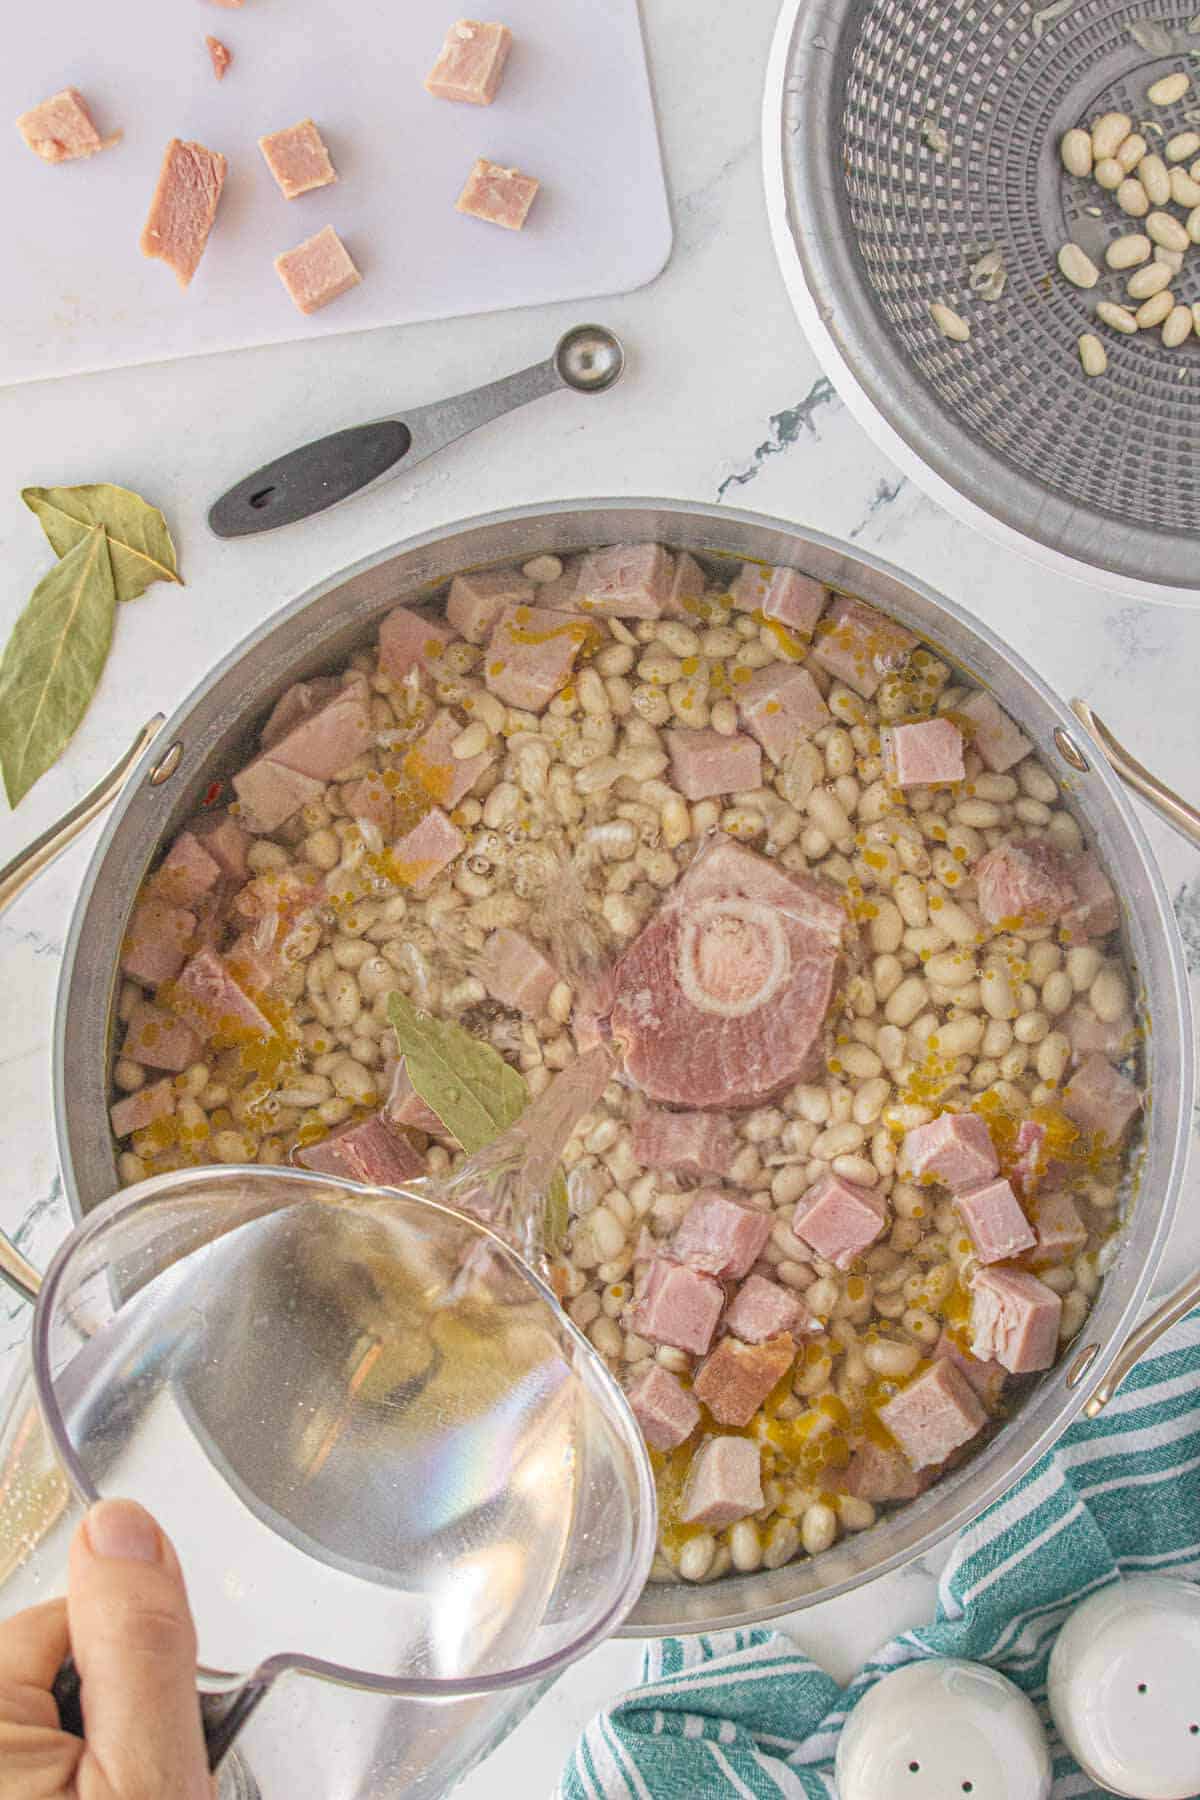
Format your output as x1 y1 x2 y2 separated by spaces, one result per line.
1093 156 1124 190
1126 260 1172 299
1097 300 1138 333
1135 289 1174 327
1117 132 1148 172
930 302 970 342
1163 304 1194 346
1091 112 1131 159
1170 167 1200 207
1139 155 1172 205
1147 73 1190 107
1116 178 1150 217
1105 232 1151 269
1061 128 1093 176
1147 209 1189 251
1058 242 1099 288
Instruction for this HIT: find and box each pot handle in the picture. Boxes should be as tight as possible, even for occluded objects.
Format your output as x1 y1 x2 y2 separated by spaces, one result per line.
1070 700 1200 852
1084 1267 1200 1418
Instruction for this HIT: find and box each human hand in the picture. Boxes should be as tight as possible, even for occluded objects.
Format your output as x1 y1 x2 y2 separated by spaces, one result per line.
0 1499 211 1798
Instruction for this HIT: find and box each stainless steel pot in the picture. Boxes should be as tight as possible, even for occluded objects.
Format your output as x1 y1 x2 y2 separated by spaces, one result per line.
38 499 1196 1636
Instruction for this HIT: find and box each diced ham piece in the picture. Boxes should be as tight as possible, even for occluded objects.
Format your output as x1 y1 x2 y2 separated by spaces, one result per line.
1060 853 1120 942
456 158 540 230
226 931 277 994
631 1108 737 1179
664 552 706 620
110 1078 176 1141
295 1114 425 1186
384 1060 445 1136
424 19 513 104
121 898 196 987
974 835 1077 928
839 1441 921 1503
389 808 465 892
724 1273 808 1344
140 138 227 288
1030 1191 1089 1265
1010 1119 1047 1193
633 1226 657 1265
379 606 454 680
811 597 917 699
633 1258 724 1356
17 88 118 162
477 928 558 1016
275 225 361 315
1061 1052 1141 1144
901 1112 999 1191
122 1000 202 1073
260 677 343 750
192 813 251 882
791 1172 886 1270
206 37 232 80
342 773 395 838
694 1332 795 1428
671 1191 772 1281
736 665 830 764
258 118 337 199
958 691 1031 774
879 1359 987 1470
730 564 828 636
1065 1003 1136 1063
609 836 847 1109
573 545 674 619
404 708 495 807
883 718 965 788
148 831 222 908
232 757 325 833
625 1364 700 1452
934 1332 1007 1411
446 570 535 642
971 1266 1062 1373
955 1177 1036 1264
679 1436 763 1528
171 949 273 1040
665 728 761 801
484 604 589 710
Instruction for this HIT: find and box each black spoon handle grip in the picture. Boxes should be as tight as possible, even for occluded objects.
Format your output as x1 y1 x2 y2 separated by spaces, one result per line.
208 420 412 538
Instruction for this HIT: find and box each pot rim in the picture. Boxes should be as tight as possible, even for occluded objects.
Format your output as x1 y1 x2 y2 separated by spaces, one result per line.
52 495 1194 1638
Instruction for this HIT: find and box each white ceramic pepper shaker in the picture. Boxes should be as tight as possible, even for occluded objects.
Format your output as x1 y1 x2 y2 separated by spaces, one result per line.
1048 1574 1200 1798
835 1657 1052 1799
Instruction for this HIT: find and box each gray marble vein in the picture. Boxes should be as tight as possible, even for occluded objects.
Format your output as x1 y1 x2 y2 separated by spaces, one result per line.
716 378 839 500
851 474 908 538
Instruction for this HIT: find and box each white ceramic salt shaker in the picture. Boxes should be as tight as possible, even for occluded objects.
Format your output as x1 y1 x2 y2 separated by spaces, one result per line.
1048 1573 1200 1799
835 1657 1052 1799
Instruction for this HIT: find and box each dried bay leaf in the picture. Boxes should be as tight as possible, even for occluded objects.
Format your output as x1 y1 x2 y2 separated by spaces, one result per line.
22 483 181 602
0 525 116 807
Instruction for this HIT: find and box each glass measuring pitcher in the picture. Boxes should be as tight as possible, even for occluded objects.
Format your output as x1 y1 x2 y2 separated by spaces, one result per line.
0 1165 657 1796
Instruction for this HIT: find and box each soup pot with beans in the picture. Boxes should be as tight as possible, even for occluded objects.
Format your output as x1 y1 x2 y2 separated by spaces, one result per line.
48 499 1193 1636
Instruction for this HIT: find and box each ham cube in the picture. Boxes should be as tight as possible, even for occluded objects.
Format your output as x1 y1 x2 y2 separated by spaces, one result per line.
671 1191 772 1281
110 1077 176 1141
631 1108 737 1179
679 1436 763 1527
626 1364 700 1451
206 37 232 80
389 807 465 892
446 569 534 642
839 1441 921 1503
1010 1119 1047 1192
226 931 278 994
261 677 342 750
724 1273 808 1344
958 691 1031 774
730 564 828 636
122 1000 202 1073
275 225 361 315
258 118 337 199
970 1266 1062 1373
404 708 495 807
477 928 558 1015
121 898 196 987
878 1360 986 1470
665 728 761 801
574 545 674 619
736 665 830 763
192 813 251 882
17 88 118 162
664 552 706 620
811 597 916 698
171 949 272 1040
140 138 227 288
384 1060 445 1136
634 1258 724 1355
456 158 540 230
694 1332 795 1427
1030 1191 1089 1265
882 718 965 788
974 836 1077 928
379 606 454 680
425 19 513 105
1061 1052 1141 1144
342 773 395 838
149 831 222 908
1065 1003 1136 1063
633 1226 657 1265
791 1172 886 1269
484 604 589 710
934 1331 1006 1410
296 1114 425 1186
955 1177 1036 1264
232 757 325 832
1061 853 1119 942
901 1112 999 1191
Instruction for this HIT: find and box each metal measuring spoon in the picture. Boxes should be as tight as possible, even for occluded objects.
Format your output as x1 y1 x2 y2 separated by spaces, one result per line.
208 323 625 538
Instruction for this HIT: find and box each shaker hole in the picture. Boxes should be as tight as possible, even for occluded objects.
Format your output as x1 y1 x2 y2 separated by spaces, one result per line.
1138 1683 1148 1695
908 1763 920 1774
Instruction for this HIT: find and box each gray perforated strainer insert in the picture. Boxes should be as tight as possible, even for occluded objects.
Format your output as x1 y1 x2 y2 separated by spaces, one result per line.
776 0 1200 591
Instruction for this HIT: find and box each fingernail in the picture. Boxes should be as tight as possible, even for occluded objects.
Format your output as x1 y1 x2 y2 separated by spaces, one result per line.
84 1499 162 1565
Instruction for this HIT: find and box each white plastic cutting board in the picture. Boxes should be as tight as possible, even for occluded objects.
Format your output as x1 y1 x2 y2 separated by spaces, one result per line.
1 0 671 385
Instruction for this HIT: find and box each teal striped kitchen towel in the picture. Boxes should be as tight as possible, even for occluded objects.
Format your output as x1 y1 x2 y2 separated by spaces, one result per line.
560 1307 1200 1800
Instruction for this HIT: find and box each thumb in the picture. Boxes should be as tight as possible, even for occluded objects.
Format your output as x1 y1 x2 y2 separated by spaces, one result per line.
67 1500 210 1800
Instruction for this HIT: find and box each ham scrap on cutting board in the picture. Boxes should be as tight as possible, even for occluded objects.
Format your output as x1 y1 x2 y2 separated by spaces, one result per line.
1 0 670 384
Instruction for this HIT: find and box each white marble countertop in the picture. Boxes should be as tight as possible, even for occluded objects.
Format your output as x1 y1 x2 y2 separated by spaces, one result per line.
0 0 1197 1793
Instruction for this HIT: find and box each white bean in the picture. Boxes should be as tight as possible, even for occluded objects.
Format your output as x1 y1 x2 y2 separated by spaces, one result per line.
930 302 970 342
800 1503 838 1557
1170 167 1200 207
1057 242 1098 288
885 975 928 1028
1116 179 1150 218
1091 111 1131 159
679 1534 716 1582
1097 300 1139 333
1163 304 1194 347
1105 232 1151 269
1147 73 1190 107
730 1520 763 1572
1090 965 1129 1022
1061 128 1093 177
1138 156 1171 206
1066 945 1102 991
1126 260 1172 299
1147 209 1189 251
1037 1031 1071 1085
1093 156 1124 191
